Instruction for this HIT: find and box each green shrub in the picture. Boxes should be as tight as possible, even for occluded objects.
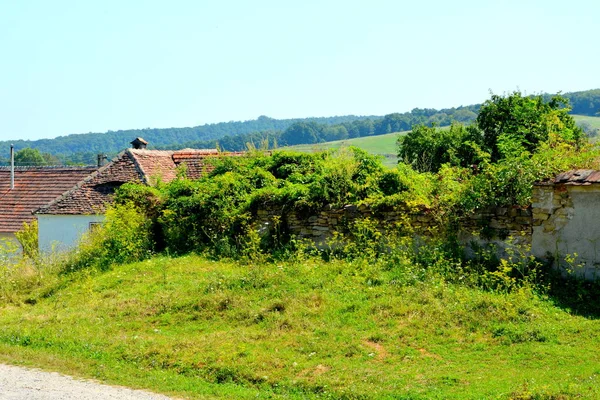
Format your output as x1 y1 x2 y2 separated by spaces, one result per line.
63 202 153 272
397 122 483 172
478 91 584 161
14 220 38 260
159 172 255 255
378 169 409 196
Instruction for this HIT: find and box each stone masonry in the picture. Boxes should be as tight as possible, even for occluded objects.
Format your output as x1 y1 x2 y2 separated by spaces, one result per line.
254 202 532 248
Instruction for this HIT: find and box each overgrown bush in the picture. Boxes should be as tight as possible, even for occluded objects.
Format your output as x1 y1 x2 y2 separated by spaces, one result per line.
106 128 598 260
14 220 38 260
478 92 584 161
63 202 153 272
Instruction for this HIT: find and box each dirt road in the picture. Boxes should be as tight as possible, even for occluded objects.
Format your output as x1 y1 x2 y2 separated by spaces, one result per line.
0 364 173 399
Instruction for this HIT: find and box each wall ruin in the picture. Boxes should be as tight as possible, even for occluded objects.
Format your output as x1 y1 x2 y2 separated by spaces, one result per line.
532 183 600 280
254 203 532 252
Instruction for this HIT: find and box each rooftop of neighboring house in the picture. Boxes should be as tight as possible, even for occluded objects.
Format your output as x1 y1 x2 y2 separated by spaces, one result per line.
0 166 98 233
35 145 241 216
536 169 600 186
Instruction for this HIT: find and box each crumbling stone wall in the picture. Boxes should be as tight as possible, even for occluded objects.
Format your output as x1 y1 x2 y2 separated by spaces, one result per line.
531 184 574 233
255 184 600 281
254 203 532 248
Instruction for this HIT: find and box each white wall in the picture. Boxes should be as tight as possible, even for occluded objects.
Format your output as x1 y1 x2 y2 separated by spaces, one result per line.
37 214 105 253
532 186 600 280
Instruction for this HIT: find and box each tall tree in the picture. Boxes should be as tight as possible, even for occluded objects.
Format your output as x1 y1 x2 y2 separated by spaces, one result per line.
280 122 321 146
397 123 483 172
14 148 47 166
477 92 583 161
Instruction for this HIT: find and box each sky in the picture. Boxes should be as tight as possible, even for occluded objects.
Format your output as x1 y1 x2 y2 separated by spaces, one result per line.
1 0 599 141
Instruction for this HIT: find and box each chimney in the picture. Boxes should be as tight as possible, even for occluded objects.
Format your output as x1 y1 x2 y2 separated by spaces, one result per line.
97 153 107 167
10 144 14 190
131 137 148 150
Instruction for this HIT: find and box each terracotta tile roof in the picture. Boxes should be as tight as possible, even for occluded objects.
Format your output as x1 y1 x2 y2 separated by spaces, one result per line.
36 151 144 215
172 149 221 180
36 148 244 215
0 167 97 232
541 169 600 185
129 149 177 184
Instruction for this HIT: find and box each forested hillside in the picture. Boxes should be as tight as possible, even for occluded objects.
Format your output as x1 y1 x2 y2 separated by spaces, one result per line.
543 88 600 116
0 115 376 165
157 105 480 153
1 89 598 165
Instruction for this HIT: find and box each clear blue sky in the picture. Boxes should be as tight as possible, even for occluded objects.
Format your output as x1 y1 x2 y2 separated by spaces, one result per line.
1 0 598 141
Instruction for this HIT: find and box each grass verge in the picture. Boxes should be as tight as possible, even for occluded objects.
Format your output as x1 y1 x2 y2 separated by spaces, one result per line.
0 254 599 399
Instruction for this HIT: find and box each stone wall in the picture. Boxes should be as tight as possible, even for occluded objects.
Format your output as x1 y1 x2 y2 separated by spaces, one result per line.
531 183 574 234
255 184 600 280
254 203 532 248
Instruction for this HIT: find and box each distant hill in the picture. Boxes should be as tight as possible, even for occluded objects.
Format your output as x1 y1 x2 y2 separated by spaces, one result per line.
544 89 600 116
1 88 598 165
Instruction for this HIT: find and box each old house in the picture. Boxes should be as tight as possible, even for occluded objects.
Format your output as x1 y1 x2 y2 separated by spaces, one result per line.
35 140 236 252
0 166 97 252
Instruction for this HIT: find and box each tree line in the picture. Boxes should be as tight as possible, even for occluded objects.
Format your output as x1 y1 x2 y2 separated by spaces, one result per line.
162 105 480 152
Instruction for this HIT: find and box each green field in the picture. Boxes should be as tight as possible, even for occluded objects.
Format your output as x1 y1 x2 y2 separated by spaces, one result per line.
286 115 600 168
574 114 600 130
557 115 600 142
0 254 599 399
286 131 406 168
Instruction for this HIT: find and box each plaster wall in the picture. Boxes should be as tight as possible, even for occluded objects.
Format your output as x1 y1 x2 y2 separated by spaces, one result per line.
37 214 105 253
532 185 600 279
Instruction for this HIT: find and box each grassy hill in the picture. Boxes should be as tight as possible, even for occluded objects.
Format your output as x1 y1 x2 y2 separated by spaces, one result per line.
0 254 599 399
574 114 600 134
286 131 406 168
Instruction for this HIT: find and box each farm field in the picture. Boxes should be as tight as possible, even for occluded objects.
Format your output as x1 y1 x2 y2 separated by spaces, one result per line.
0 254 599 399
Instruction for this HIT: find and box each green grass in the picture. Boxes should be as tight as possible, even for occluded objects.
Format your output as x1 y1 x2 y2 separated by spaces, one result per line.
286 131 406 168
574 114 600 129
0 254 599 399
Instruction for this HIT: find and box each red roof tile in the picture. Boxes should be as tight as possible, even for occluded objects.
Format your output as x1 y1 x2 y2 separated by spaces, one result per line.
0 167 97 233
172 149 221 180
129 150 177 184
36 151 143 215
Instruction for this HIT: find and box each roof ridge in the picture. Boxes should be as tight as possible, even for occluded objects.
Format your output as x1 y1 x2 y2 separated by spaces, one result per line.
126 148 153 185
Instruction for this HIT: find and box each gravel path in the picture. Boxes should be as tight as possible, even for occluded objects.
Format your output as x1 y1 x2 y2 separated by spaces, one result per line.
0 364 173 399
